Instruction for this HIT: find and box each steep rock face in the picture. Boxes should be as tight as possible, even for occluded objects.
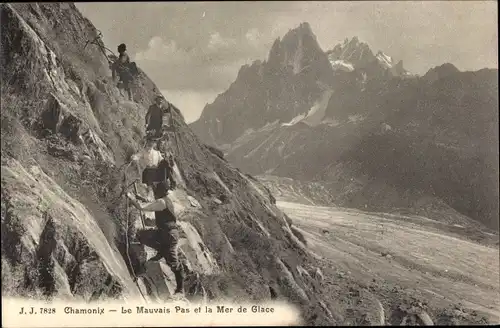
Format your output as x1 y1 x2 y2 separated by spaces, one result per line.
1 3 342 324
1 157 141 301
268 22 333 82
189 22 334 146
1 1 164 301
1 3 159 165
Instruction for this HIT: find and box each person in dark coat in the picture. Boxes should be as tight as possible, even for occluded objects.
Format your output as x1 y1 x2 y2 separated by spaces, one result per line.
145 95 174 137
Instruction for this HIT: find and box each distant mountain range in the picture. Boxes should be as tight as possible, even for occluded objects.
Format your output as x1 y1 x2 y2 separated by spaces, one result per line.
190 22 499 231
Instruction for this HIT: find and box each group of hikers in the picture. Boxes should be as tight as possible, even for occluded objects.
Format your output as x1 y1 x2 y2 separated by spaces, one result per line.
111 43 185 296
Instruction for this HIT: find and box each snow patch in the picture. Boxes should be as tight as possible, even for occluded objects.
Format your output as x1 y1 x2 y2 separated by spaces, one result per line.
376 51 393 69
264 167 276 175
263 120 280 129
380 123 392 133
348 114 365 123
281 113 307 127
302 89 334 127
321 118 341 127
280 89 333 128
329 59 355 72
242 127 256 136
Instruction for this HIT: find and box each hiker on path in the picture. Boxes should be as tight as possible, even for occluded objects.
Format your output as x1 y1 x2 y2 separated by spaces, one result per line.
145 95 174 138
126 160 184 295
112 43 134 101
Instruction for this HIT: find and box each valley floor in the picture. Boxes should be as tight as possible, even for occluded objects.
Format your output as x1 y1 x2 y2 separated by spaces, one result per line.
277 201 500 325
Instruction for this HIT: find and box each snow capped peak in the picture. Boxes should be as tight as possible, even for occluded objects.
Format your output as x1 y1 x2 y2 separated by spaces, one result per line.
326 38 411 77
376 51 393 68
327 37 374 71
328 58 355 72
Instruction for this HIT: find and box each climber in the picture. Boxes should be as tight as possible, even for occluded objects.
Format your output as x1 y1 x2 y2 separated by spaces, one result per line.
126 160 183 295
112 43 135 101
145 95 174 138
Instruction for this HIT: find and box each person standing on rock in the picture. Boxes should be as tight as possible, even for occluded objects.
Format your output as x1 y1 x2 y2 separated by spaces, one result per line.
112 43 134 101
126 164 184 295
145 95 174 138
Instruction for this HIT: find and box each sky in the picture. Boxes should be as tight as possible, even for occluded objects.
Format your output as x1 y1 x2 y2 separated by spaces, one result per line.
77 1 498 123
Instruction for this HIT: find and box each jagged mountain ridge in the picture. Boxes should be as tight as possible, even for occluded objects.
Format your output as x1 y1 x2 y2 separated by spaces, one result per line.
190 22 335 146
0 3 347 324
326 36 410 78
189 22 498 231
189 32 412 147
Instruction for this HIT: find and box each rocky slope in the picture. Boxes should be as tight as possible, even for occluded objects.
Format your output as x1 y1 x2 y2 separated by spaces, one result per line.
190 23 498 232
1 3 341 324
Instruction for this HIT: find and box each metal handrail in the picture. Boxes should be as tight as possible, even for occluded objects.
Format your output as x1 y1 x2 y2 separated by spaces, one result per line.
84 29 116 64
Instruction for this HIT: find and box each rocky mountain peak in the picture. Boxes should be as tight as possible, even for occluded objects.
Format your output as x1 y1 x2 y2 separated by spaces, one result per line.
290 21 315 39
424 63 461 82
191 22 333 145
267 21 328 75
327 36 375 68
346 36 359 45
326 38 411 78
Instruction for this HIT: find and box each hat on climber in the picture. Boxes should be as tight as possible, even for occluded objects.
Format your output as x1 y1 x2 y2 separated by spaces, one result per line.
117 43 127 53
154 95 164 104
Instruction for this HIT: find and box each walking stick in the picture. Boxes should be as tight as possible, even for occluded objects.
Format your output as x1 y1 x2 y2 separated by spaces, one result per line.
133 181 146 229
173 123 182 156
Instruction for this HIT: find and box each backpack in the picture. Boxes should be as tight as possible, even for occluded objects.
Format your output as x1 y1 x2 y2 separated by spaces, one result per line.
141 160 176 191
157 158 177 190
